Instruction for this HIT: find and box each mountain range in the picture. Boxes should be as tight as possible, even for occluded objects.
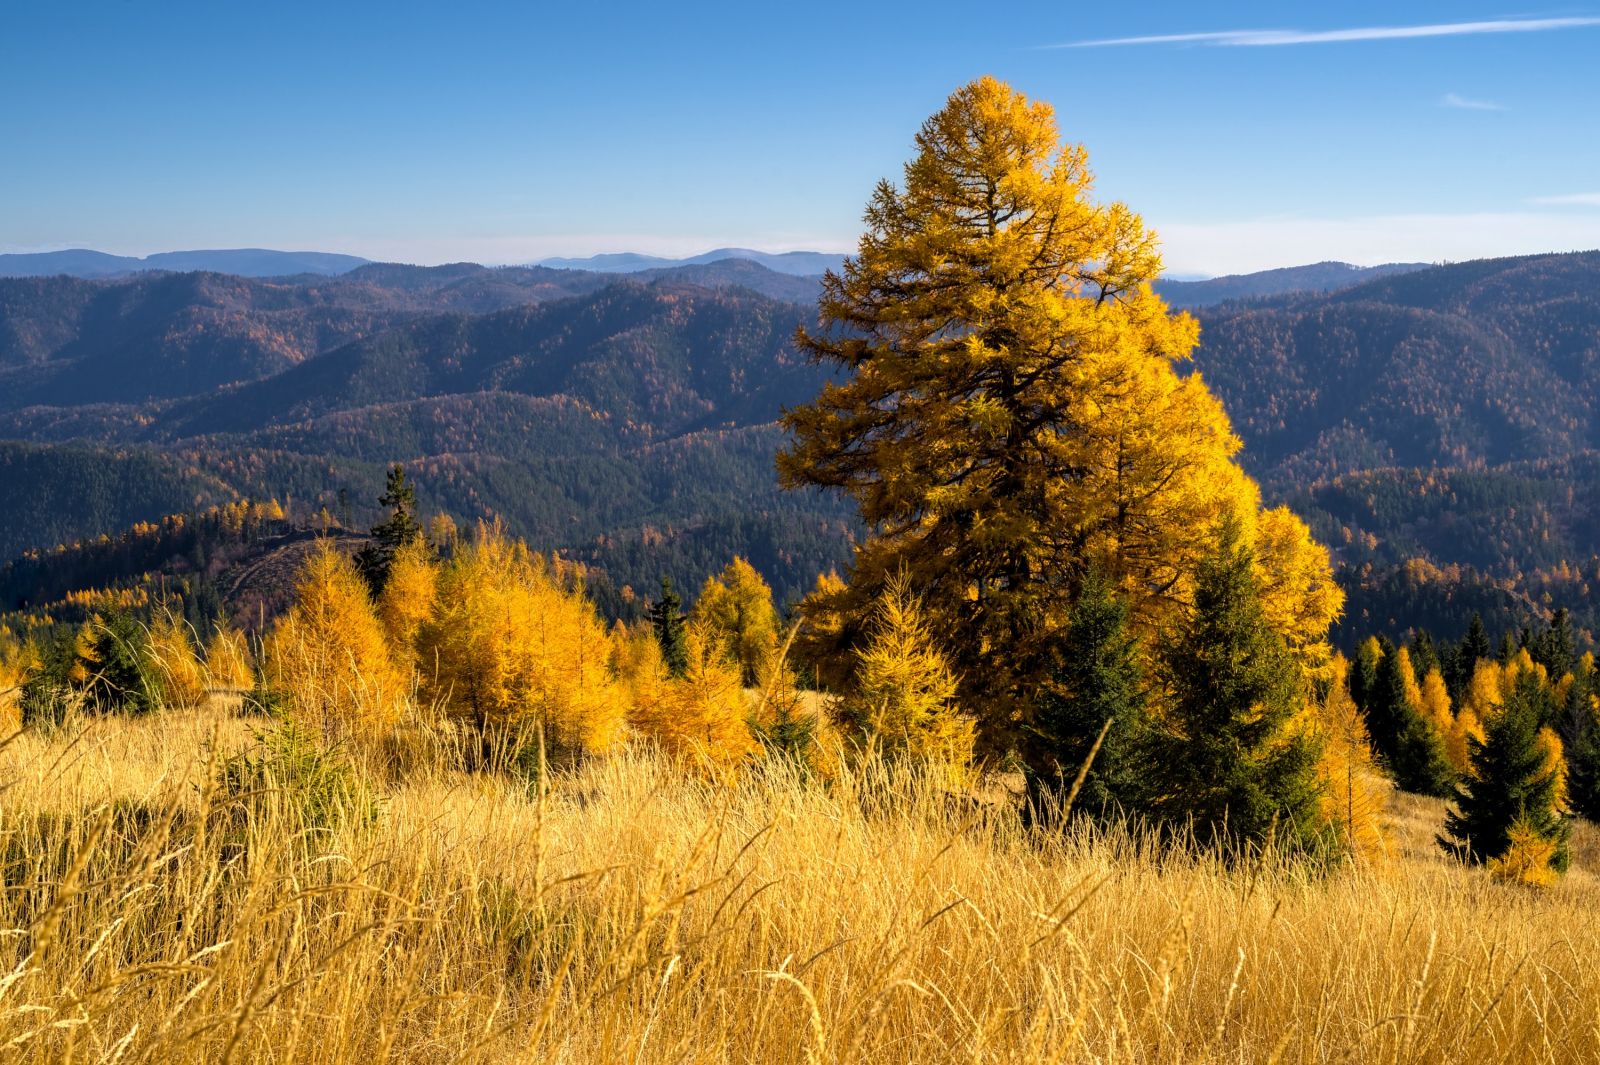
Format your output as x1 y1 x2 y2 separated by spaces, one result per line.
0 248 372 279
1 249 1596 645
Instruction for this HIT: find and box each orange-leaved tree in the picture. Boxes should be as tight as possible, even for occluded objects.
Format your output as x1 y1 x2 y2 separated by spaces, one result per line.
778 76 1341 758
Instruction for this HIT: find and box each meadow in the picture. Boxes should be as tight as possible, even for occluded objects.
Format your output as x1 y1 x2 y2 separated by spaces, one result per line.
4 699 1598 1064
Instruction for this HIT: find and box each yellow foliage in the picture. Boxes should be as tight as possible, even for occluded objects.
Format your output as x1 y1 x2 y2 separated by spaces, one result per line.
1252 506 1346 674
1461 660 1505 725
147 611 206 711
266 543 406 746
1417 668 1455 742
1447 706 1485 779
779 76 1343 738
417 524 622 757
378 538 438 666
204 627 255 691
629 627 756 774
1313 657 1389 862
843 576 975 782
1537 727 1568 810
693 557 780 687
1488 819 1561 888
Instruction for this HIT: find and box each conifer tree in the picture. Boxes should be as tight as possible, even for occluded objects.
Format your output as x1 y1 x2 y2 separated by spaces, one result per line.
377 537 438 667
147 608 206 711
840 575 975 780
1350 636 1383 717
629 626 756 774
1459 612 1491 679
203 627 255 692
1030 566 1144 815
1409 630 1440 685
1140 518 1327 854
1533 607 1575 680
82 610 162 715
693 557 780 687
778 76 1342 751
267 543 405 746
1440 669 1570 876
650 577 690 680
355 464 425 595
1566 703 1600 824
418 525 623 758
1314 657 1389 861
1389 710 1457 798
1363 639 1407 764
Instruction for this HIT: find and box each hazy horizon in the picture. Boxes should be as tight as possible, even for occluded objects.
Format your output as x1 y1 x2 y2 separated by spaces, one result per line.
5 1 1600 275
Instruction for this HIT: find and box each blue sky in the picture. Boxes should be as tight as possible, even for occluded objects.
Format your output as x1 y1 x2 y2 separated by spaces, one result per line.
3 1 1598 275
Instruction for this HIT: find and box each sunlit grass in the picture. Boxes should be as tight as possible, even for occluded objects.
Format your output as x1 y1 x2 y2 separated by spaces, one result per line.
3 703 1599 1063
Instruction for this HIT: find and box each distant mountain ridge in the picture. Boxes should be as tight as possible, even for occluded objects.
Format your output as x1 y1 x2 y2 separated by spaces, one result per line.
536 247 845 277
1156 261 1431 308
0 248 371 279
3 248 1599 643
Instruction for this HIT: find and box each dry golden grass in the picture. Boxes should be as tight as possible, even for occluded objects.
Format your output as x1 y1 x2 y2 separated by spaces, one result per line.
4 704 1600 1064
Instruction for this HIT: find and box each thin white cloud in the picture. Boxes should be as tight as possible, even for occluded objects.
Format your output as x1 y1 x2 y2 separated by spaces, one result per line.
1529 192 1600 206
1057 17 1600 48
1441 92 1506 111
1152 212 1600 277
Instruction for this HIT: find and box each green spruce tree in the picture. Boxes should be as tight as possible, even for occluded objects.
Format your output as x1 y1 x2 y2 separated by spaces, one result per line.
1028 566 1144 817
1567 712 1600 824
1390 711 1457 797
83 611 162 715
1409 630 1439 685
1364 638 1407 766
355 464 425 595
1141 517 1327 855
1440 668 1570 873
650 577 690 679
1448 612 1492 702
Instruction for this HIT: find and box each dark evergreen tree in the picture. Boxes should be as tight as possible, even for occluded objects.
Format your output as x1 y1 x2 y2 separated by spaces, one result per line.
650 576 689 679
82 611 161 714
1390 711 1456 797
1140 518 1327 855
1533 608 1575 680
1448 613 1492 702
1409 630 1439 684
1364 637 1407 766
1440 669 1570 872
1028 566 1144 816
18 627 84 726
354 464 425 595
1350 637 1382 715
1497 633 1519 665
1567 703 1600 824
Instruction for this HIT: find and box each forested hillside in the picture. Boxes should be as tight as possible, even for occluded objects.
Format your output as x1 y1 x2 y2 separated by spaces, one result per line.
1 250 1597 645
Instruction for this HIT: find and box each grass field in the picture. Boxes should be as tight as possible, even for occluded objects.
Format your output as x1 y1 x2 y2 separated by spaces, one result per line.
4 702 1600 1063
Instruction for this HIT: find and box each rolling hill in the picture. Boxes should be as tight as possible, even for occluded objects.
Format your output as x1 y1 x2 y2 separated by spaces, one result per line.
1 250 1596 644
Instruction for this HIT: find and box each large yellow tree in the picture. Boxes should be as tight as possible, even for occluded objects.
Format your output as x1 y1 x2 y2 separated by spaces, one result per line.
779 76 1341 753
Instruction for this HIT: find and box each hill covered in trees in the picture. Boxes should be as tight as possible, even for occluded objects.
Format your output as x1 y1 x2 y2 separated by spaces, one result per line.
0 249 1597 645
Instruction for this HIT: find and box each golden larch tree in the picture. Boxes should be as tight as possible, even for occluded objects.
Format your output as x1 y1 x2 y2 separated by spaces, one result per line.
377 537 438 668
840 575 976 781
146 609 206 712
1312 656 1389 861
629 625 757 775
778 76 1341 753
417 524 622 757
266 542 406 746
692 557 781 687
